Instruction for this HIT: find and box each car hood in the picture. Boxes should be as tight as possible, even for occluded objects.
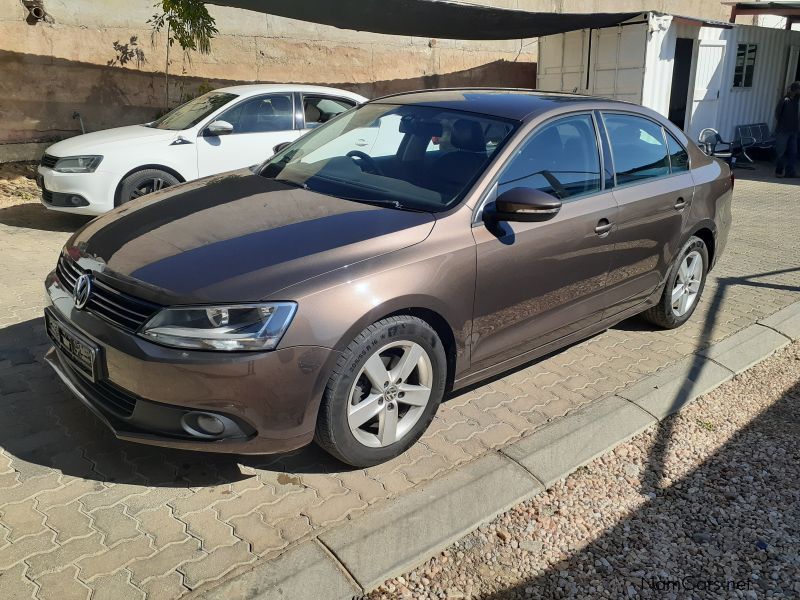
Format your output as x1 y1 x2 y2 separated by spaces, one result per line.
65 171 436 304
45 125 181 157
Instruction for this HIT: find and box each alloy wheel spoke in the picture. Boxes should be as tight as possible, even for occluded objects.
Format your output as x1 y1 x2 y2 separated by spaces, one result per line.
397 383 431 407
348 393 384 428
678 261 689 284
688 279 701 293
362 353 390 390
671 284 685 305
391 343 424 383
678 290 692 315
378 405 398 445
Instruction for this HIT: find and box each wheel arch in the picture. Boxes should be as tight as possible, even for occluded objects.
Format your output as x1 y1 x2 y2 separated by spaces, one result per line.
686 222 716 269
332 296 462 394
113 164 187 205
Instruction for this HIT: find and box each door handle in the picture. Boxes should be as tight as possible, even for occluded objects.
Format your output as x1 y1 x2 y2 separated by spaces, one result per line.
594 219 613 236
674 197 688 210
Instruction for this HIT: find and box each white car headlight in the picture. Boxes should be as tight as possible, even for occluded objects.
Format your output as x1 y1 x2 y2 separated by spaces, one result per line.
140 302 297 351
53 155 103 173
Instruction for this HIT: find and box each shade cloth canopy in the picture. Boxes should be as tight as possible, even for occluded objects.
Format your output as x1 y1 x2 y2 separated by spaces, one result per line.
211 0 641 40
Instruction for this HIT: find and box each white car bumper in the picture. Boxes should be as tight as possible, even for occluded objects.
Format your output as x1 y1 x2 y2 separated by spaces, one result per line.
38 166 118 215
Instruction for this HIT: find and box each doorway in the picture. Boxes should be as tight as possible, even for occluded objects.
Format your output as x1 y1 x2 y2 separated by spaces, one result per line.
668 38 695 129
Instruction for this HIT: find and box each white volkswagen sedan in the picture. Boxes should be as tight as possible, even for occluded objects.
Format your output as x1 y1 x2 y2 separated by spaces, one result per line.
37 84 367 215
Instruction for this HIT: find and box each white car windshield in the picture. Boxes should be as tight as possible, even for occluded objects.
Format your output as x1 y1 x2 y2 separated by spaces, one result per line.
259 103 517 212
146 91 238 131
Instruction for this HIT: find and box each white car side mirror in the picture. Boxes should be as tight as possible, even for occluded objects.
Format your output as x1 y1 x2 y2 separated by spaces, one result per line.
205 120 234 136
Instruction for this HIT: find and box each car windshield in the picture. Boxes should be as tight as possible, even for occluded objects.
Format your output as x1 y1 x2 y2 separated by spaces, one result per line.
259 103 517 212
146 91 237 131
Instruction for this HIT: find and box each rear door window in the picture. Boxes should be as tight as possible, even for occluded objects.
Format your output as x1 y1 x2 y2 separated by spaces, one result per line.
498 114 602 200
303 96 357 128
602 113 670 185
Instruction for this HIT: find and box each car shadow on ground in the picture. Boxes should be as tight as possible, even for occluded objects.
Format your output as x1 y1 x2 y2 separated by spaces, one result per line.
481 378 800 599
0 203 92 232
0 316 355 488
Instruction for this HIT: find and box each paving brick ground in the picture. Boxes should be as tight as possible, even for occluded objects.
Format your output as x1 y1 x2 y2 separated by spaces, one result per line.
0 167 798 599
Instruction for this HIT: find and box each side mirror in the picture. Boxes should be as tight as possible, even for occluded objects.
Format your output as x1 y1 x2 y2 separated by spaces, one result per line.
205 120 234 136
273 141 292 154
484 187 562 223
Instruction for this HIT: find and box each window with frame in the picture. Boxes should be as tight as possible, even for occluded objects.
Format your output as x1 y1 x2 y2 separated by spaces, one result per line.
497 114 602 200
303 96 356 128
603 113 670 186
733 43 757 88
217 94 294 134
665 132 689 173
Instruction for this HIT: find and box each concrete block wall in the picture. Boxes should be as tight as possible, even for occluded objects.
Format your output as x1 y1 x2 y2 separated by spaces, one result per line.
0 0 729 160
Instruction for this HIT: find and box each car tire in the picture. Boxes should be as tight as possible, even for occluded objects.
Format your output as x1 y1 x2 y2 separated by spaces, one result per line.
642 235 708 329
315 316 447 467
118 168 179 205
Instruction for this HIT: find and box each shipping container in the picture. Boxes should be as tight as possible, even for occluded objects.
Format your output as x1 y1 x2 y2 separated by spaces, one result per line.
537 12 800 143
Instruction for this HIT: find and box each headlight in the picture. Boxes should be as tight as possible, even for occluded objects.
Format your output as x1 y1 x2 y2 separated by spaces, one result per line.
140 302 297 351
53 155 103 173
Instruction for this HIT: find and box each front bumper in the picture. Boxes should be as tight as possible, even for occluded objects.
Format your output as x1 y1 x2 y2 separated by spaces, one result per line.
44 271 338 454
37 165 117 215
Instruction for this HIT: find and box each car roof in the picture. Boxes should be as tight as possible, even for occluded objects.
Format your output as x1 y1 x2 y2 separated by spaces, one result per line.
370 88 634 121
213 84 366 101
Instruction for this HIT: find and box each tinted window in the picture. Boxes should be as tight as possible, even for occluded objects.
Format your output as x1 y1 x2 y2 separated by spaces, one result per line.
304 96 356 128
498 114 601 200
603 114 670 185
147 92 237 130
666 132 689 173
218 94 294 134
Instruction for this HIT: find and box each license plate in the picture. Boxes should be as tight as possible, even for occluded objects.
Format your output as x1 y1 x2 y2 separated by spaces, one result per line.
45 308 102 381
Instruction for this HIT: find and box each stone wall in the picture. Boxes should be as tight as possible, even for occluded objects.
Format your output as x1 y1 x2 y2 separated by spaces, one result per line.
0 0 730 160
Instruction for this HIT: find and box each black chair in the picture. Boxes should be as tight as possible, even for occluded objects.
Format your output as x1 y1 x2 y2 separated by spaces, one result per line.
697 128 755 169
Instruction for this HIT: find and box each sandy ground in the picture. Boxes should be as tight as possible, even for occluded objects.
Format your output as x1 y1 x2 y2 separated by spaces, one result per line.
370 340 800 599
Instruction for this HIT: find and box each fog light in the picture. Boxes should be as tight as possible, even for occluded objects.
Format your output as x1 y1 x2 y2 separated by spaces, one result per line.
180 411 237 439
70 195 83 206
196 414 225 435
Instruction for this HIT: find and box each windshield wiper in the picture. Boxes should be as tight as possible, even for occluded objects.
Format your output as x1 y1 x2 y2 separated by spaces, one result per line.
343 197 425 212
276 178 310 191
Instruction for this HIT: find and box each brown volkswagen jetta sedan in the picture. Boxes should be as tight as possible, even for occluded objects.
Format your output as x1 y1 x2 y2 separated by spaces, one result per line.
44 89 732 466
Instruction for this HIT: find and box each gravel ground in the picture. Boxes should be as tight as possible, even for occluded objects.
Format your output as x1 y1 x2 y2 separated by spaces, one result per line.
370 340 800 600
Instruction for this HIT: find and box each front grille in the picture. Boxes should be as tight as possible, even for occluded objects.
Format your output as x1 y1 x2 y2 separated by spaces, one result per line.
56 254 162 332
40 154 58 169
60 354 138 417
91 378 138 417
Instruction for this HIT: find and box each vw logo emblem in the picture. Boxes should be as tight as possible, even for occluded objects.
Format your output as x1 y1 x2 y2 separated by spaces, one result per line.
73 274 93 310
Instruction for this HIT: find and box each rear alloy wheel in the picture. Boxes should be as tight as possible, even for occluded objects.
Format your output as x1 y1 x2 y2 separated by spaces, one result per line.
643 235 708 329
118 169 179 205
315 316 447 466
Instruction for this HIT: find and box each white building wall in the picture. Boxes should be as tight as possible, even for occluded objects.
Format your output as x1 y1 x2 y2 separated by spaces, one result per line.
697 24 800 140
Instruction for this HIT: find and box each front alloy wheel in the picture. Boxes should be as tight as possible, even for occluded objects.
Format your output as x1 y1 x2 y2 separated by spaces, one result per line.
347 341 433 448
315 316 447 467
